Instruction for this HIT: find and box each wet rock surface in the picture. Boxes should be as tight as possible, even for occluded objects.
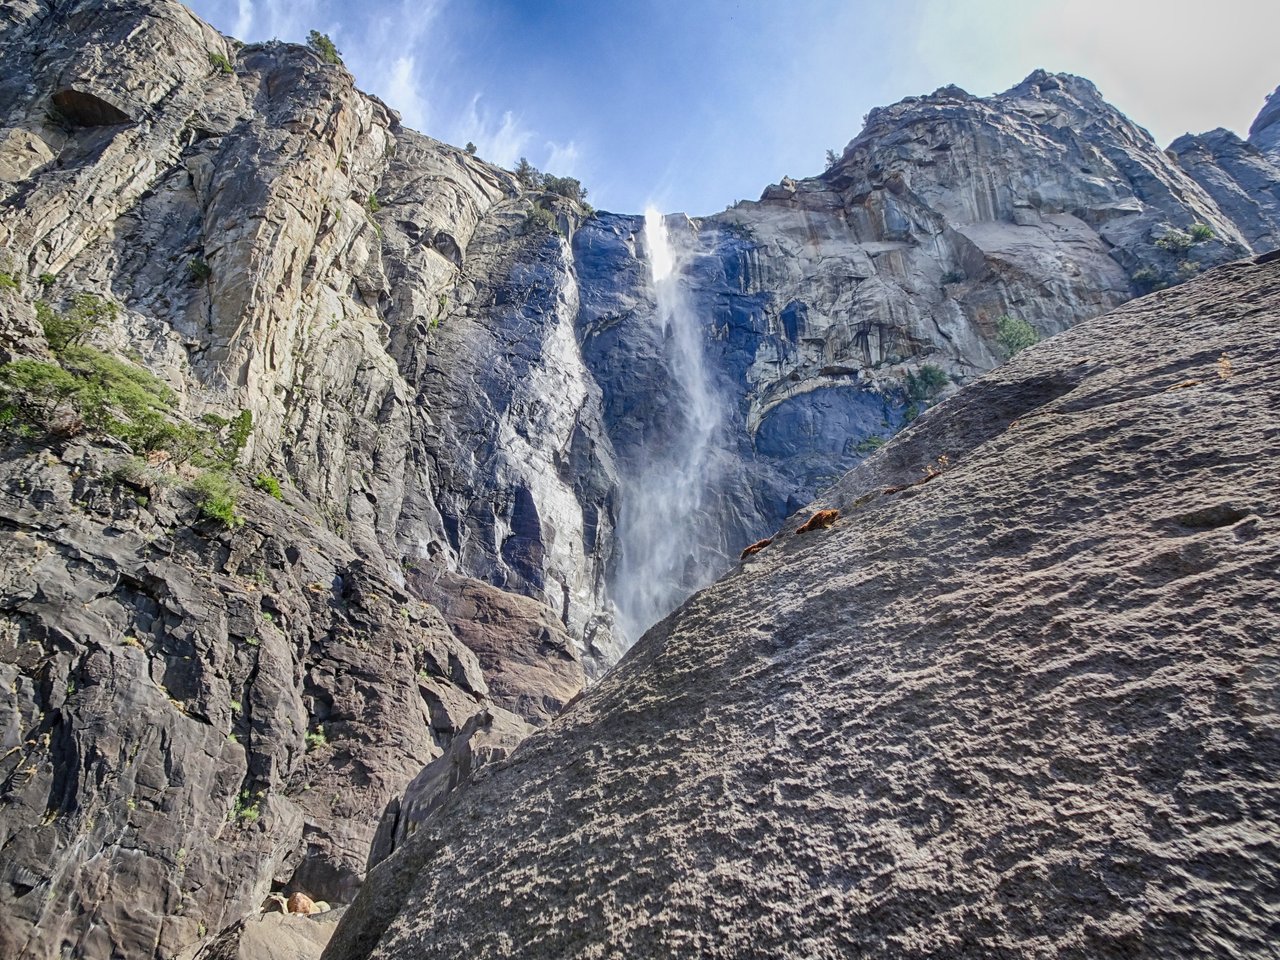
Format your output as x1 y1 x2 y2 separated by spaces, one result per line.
324 258 1280 959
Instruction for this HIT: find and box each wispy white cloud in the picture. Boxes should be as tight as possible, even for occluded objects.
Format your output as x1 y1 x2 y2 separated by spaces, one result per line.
543 140 580 177
382 55 430 129
454 96 534 167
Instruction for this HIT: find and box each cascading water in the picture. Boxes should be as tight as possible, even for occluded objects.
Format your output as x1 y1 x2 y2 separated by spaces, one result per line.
612 207 727 644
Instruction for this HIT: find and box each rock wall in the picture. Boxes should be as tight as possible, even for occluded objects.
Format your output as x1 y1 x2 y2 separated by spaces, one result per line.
323 253 1280 960
0 3 1276 957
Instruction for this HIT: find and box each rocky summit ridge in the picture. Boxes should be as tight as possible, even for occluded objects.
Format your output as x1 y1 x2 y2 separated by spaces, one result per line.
0 1 1276 957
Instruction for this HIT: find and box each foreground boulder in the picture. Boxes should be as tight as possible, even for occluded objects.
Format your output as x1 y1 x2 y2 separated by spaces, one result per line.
325 256 1280 959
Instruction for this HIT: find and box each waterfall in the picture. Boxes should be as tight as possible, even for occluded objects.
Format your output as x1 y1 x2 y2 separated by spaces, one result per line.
612 207 727 645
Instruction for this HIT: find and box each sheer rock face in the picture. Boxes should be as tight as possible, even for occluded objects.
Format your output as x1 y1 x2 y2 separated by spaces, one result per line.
1170 127 1280 252
0 4 1277 959
1249 84 1280 162
572 76 1276 632
0 443 493 960
324 256 1280 960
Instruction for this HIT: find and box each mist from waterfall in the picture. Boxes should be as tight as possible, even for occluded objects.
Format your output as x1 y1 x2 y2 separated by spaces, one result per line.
612 207 727 645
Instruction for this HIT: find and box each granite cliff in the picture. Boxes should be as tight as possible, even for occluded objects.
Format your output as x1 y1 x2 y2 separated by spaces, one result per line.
0 1 1276 957
327 253 1280 960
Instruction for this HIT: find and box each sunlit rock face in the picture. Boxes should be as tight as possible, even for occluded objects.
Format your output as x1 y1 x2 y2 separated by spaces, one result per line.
323 254 1280 960
1248 83 1280 162
0 3 1277 957
574 73 1276 654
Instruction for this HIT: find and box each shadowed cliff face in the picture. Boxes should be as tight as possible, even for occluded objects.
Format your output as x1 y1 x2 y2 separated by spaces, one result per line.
0 2 1277 958
325 255 1280 960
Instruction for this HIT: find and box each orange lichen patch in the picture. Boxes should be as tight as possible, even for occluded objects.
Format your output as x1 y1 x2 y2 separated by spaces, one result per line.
740 537 773 559
796 509 840 534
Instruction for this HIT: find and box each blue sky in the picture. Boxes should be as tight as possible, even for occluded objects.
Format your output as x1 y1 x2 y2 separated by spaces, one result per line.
186 0 1278 216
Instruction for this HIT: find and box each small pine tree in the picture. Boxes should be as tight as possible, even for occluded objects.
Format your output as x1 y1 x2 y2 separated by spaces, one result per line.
465 142 478 155
514 157 540 188
825 149 839 169
307 30 342 66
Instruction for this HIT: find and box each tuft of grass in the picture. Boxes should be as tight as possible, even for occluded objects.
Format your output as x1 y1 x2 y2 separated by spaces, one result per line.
305 729 327 750
0 272 19 291
191 470 243 528
231 789 261 822
254 472 283 500
1188 223 1214 243
38 273 55 289
207 51 233 74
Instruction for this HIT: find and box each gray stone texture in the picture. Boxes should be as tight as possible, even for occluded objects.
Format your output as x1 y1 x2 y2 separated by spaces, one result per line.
0 2 1276 958
324 255 1280 960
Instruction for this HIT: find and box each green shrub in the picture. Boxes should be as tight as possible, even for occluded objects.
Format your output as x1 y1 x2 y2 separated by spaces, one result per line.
541 175 587 204
995 314 1039 358
307 30 342 65
254 472 283 500
188 258 212 282
39 293 117 353
525 207 558 235
38 273 55 289
207 51 233 74
305 729 327 750
0 272 18 291
0 360 79 425
1154 229 1193 253
905 364 949 403
464 141 477 155
514 157 540 188
227 409 252 458
231 789 260 822
1131 266 1166 292
1188 223 1214 243
366 192 381 214
854 436 886 454
825 149 839 170
192 470 243 528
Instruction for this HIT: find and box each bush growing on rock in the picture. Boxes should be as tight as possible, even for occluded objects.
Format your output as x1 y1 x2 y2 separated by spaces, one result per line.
188 257 212 282
1188 223 1215 242
254 472 283 500
307 30 342 66
38 292 116 352
514 157 539 189
906 364 949 404
524 207 558 235
995 314 1039 358
542 175 587 204
207 51 233 74
1155 229 1193 253
192 470 243 528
